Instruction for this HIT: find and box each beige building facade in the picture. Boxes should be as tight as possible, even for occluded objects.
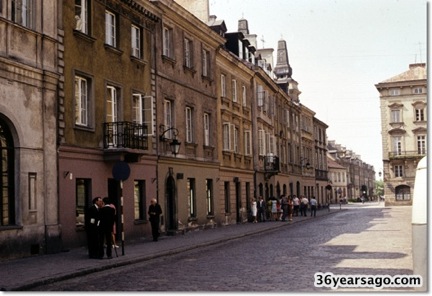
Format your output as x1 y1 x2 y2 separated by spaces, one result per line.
0 0 61 258
375 63 427 206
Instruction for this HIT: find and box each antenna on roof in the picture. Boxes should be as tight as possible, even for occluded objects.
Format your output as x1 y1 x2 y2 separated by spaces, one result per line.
261 35 265 48
418 42 423 63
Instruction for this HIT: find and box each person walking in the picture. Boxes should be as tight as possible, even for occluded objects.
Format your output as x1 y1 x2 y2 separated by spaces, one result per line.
300 196 309 217
257 196 266 222
271 197 278 221
310 196 318 217
85 197 103 259
287 196 294 222
292 195 300 216
100 197 116 259
251 199 258 223
148 198 162 241
281 194 289 221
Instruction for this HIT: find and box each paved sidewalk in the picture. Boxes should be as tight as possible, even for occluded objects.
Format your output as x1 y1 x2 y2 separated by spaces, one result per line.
1 207 338 291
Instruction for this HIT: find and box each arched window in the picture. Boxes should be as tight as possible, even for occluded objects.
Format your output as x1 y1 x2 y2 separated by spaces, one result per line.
0 118 15 226
395 185 411 201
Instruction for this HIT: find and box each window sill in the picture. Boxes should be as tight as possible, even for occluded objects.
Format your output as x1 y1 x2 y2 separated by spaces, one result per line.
104 44 123 56
73 30 96 43
130 56 147 67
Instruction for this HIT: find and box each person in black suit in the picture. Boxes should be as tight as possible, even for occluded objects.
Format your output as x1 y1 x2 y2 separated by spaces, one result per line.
257 196 266 222
100 197 116 259
85 197 103 259
148 198 162 241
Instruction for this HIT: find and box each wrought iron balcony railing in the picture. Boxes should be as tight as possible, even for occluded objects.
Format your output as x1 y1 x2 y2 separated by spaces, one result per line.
103 121 148 150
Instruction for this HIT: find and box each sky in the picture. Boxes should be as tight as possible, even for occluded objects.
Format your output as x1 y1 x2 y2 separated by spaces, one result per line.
209 0 427 177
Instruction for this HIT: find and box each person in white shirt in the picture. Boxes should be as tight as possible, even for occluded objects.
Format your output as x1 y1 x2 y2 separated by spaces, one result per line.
310 197 318 217
292 195 300 216
300 196 309 217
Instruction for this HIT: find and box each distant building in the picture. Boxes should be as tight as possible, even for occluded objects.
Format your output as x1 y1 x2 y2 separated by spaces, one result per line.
375 63 427 206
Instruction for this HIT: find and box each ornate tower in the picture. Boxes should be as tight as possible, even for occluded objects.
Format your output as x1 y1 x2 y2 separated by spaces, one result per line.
274 39 293 93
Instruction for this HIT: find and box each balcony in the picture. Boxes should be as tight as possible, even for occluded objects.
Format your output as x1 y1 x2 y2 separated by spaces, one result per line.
103 121 148 162
388 150 425 160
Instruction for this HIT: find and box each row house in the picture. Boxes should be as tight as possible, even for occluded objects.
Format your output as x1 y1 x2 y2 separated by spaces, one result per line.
0 0 61 258
314 117 329 205
58 0 160 249
151 0 226 234
327 140 376 200
375 63 427 206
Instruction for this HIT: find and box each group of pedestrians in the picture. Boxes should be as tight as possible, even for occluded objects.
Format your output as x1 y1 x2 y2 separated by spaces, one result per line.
250 195 318 223
85 197 118 260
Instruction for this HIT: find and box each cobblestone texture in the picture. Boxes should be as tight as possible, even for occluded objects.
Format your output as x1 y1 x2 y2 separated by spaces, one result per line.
28 204 414 292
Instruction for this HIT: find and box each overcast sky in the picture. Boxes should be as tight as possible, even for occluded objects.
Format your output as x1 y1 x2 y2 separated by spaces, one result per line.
209 0 427 176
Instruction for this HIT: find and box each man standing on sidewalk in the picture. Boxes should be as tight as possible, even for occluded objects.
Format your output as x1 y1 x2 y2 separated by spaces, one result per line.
85 197 103 259
148 198 162 241
310 196 317 217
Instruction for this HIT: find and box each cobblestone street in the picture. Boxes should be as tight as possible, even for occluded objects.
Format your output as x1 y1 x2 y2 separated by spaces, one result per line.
29 204 414 292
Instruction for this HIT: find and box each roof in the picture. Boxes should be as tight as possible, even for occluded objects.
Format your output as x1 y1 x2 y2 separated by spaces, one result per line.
380 63 427 83
327 157 346 169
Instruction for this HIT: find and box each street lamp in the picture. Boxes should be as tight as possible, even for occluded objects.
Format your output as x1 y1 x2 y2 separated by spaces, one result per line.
159 126 181 156
300 157 310 169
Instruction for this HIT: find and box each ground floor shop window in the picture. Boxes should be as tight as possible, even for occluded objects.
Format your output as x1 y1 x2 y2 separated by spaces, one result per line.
395 185 411 201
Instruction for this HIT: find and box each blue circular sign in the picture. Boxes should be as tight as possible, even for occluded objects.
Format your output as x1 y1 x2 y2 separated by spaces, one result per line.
112 161 131 181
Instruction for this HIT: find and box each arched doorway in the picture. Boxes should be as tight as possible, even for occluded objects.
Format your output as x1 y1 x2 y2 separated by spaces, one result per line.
0 117 15 226
165 175 176 234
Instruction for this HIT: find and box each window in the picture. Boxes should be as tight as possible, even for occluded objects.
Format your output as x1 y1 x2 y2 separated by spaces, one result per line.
131 24 142 59
187 178 196 218
232 79 237 102
415 107 425 121
203 113 210 146
242 85 247 107
221 74 226 97
257 85 264 107
75 0 89 33
164 99 173 139
233 126 239 153
12 0 34 29
185 107 193 143
413 87 423 94
134 180 146 220
163 26 173 58
0 118 15 226
75 75 90 127
389 88 400 96
417 135 426 154
258 129 265 155
392 136 402 155
222 123 231 151
105 10 117 47
76 179 91 228
390 109 401 123
202 49 210 77
184 37 193 68
132 94 154 135
395 185 411 201
206 179 214 216
394 165 403 177
106 85 120 146
244 130 251 156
